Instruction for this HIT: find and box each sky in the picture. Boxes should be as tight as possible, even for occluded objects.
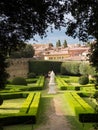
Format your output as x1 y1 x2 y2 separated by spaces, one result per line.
28 27 81 46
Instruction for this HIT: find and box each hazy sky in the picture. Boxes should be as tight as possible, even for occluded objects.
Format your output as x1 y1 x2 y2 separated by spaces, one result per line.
28 27 81 45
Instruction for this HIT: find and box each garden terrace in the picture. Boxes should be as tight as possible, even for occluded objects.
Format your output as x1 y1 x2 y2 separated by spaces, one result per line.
0 92 41 126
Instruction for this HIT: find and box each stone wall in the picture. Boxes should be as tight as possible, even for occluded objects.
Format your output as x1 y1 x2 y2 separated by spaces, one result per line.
6 58 30 79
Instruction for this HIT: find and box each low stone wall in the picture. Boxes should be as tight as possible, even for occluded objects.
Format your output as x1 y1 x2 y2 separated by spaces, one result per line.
6 58 30 79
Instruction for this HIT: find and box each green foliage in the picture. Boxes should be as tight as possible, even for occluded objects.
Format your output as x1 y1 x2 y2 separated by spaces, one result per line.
63 40 68 48
26 78 37 84
0 95 3 105
61 61 97 76
56 40 61 47
79 76 89 85
0 92 41 125
79 62 97 76
12 77 27 86
94 91 98 103
20 92 35 113
29 60 62 75
10 44 35 58
65 92 94 119
1 93 25 100
0 53 9 89
61 61 80 76
27 72 36 78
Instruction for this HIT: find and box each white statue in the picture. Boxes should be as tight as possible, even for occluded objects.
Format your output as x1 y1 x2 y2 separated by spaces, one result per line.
48 71 56 94
49 71 55 83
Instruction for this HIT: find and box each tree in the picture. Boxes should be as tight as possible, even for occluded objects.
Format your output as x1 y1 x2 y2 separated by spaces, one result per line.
79 62 97 76
10 44 35 58
63 0 98 69
0 54 9 89
0 0 66 88
63 40 68 48
56 40 61 47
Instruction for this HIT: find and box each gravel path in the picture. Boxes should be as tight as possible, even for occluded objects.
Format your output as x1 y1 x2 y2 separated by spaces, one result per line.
34 93 72 130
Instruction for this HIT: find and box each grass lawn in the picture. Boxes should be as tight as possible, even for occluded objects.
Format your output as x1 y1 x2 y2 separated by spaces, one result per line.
0 98 25 114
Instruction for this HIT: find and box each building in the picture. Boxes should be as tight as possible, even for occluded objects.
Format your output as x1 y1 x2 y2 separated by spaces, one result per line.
32 43 90 61
43 47 89 61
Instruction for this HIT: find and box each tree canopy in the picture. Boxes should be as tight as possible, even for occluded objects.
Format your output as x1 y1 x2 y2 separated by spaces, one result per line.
0 0 98 55
10 44 35 58
0 0 66 55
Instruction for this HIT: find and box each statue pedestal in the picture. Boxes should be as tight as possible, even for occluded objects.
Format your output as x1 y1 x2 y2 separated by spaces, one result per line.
48 82 56 94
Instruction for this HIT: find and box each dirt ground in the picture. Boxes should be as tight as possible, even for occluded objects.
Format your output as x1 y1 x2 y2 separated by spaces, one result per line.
33 78 72 130
34 94 72 130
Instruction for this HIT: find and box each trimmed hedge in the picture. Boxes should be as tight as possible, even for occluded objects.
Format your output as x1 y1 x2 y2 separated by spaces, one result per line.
19 92 35 113
12 77 27 86
56 76 80 90
0 92 41 126
1 93 24 99
26 78 37 84
64 92 94 120
28 92 41 117
0 114 36 126
29 60 62 74
6 76 45 91
56 76 95 91
28 76 45 90
56 76 68 90
79 113 98 123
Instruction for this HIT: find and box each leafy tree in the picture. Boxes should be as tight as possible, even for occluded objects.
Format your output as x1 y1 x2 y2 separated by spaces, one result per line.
63 0 98 70
79 62 97 76
0 0 66 88
49 43 53 48
56 40 61 47
61 62 80 76
10 44 35 58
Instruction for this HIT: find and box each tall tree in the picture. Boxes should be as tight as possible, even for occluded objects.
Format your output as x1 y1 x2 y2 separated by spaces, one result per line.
56 40 61 47
63 40 68 48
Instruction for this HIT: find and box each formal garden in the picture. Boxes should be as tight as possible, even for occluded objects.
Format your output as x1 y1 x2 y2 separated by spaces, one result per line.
0 60 98 130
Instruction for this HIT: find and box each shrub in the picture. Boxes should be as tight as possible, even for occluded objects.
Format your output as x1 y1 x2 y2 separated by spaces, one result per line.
0 95 3 105
61 61 80 76
27 72 36 78
78 76 89 85
12 77 27 85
